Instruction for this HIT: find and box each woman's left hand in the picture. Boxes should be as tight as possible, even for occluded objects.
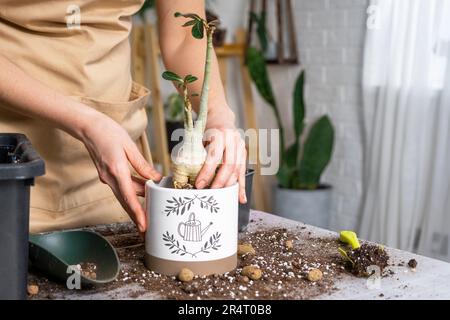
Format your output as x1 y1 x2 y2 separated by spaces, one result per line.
195 108 247 204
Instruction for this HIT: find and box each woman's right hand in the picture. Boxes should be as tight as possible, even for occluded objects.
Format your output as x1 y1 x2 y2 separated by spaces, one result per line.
79 112 162 233
0 55 160 232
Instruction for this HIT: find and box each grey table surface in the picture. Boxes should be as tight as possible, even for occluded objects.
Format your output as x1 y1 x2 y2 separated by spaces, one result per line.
32 210 450 300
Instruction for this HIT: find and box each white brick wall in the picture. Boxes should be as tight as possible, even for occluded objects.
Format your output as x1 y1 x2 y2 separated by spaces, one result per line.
293 0 369 230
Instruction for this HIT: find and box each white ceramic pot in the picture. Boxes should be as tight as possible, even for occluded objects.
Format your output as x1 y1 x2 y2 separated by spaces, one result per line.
145 177 238 276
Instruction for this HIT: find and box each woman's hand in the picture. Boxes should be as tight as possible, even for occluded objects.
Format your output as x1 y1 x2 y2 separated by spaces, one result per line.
195 108 248 204
80 113 162 233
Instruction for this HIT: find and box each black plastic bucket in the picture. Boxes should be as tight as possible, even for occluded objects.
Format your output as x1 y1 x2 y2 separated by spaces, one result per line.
238 169 254 232
0 133 45 300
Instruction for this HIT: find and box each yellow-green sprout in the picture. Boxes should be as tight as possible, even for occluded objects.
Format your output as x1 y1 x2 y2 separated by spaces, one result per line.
339 230 361 250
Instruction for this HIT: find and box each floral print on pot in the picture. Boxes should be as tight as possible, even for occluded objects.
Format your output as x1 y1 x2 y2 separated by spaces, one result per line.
145 176 239 276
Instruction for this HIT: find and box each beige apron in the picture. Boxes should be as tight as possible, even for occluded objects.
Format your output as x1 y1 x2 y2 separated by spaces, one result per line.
0 0 152 233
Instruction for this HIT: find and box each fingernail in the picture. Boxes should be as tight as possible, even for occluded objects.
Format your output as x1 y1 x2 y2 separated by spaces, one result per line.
197 179 207 189
153 173 162 182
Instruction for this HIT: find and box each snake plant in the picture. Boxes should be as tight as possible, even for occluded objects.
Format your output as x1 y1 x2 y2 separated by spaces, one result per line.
246 47 335 189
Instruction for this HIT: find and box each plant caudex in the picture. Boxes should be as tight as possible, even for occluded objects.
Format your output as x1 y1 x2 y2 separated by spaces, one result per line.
162 12 217 189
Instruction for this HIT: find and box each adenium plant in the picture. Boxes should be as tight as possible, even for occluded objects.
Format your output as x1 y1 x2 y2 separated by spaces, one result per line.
162 12 217 189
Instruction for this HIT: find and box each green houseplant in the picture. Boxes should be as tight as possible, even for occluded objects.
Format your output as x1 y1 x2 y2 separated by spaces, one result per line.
249 11 277 60
246 47 335 227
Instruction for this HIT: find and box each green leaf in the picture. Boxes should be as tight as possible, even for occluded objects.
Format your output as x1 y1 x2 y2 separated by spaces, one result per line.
246 46 286 161
250 12 268 51
184 75 198 83
277 143 300 188
191 20 204 39
293 71 305 140
338 247 354 265
174 12 202 21
182 20 197 27
250 12 260 23
245 47 276 108
277 162 295 188
162 71 183 82
339 230 361 250
297 115 334 189
285 143 299 168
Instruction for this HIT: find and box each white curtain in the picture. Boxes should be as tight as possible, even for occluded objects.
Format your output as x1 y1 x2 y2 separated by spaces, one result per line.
360 0 450 261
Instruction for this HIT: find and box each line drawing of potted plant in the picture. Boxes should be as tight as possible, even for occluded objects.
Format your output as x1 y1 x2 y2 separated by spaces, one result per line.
177 212 213 242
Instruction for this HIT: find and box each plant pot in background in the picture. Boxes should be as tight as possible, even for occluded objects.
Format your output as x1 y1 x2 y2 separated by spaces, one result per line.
274 185 332 229
165 120 184 154
238 169 255 232
0 134 45 300
145 177 238 276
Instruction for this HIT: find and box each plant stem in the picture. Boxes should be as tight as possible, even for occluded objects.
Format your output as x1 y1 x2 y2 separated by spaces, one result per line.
182 84 194 131
195 27 215 134
171 17 215 189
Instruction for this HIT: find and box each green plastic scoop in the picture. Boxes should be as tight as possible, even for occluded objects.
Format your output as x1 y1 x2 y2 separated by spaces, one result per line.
29 230 120 285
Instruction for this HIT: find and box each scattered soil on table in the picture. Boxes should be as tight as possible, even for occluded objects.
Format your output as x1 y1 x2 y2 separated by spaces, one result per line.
28 224 402 300
114 227 346 299
29 227 346 299
345 243 389 277
408 259 417 269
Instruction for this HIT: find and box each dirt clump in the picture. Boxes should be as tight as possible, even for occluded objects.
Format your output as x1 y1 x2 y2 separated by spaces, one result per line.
78 262 97 280
345 243 389 277
408 259 417 269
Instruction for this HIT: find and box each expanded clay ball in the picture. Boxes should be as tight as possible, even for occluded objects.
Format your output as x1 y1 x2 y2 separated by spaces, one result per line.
27 284 39 295
238 243 256 256
285 240 294 250
307 268 323 282
178 268 194 282
241 265 262 281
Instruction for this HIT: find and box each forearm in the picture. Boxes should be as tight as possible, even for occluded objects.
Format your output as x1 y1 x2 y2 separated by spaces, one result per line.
157 0 235 128
0 55 100 140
